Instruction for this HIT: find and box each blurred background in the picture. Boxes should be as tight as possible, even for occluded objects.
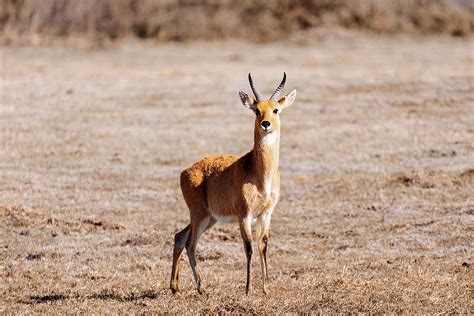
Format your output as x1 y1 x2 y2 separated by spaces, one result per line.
1 0 473 44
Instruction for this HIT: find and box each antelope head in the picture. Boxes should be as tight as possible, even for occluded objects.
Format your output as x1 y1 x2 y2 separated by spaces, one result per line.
239 73 297 135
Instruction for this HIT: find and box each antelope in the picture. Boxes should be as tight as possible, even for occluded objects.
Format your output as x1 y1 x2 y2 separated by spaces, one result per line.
170 73 297 295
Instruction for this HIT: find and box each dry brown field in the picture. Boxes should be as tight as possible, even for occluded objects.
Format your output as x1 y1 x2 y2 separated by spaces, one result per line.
1 32 473 313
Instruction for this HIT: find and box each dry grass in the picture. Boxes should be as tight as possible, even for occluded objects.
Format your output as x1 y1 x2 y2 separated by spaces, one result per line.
0 32 473 313
1 0 473 45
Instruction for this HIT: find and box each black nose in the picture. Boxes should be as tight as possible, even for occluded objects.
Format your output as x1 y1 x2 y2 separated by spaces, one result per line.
261 121 271 129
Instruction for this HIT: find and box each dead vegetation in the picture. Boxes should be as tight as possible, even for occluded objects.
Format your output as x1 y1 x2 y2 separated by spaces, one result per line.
1 0 473 45
0 33 473 313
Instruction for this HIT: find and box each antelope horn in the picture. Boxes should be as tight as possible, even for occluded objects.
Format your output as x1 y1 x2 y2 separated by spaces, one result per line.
270 72 286 101
248 73 262 102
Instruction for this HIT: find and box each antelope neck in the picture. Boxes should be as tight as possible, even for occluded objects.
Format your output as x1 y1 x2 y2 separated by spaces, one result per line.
252 129 280 191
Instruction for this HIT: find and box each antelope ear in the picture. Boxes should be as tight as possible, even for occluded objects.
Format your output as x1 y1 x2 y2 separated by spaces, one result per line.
239 91 256 110
278 89 297 109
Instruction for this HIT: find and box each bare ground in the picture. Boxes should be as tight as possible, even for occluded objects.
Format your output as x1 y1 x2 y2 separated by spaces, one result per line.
0 33 473 313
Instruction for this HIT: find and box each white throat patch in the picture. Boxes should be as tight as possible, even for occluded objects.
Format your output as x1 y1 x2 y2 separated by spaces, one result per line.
259 132 279 198
261 132 278 147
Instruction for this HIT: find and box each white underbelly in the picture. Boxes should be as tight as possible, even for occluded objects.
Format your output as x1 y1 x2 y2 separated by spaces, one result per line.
210 211 260 226
210 211 238 223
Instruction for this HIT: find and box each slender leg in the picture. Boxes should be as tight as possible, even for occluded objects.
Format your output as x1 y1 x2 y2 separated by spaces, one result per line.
258 215 271 293
239 216 253 295
186 216 216 294
263 235 269 281
170 224 191 293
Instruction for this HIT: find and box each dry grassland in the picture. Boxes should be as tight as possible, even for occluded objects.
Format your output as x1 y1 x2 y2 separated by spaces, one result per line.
1 0 473 44
0 32 473 313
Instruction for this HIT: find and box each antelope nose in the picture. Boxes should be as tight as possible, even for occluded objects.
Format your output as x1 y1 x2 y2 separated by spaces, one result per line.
261 121 271 129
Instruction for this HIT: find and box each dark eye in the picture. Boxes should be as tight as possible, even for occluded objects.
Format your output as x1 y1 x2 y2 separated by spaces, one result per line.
273 109 279 114
254 109 261 116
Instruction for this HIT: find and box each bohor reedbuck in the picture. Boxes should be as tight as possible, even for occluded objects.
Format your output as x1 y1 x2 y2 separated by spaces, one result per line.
170 73 297 295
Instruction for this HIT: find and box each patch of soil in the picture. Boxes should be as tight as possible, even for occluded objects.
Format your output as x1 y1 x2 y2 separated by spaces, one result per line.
121 235 153 247
82 219 125 231
454 169 474 185
391 173 435 188
0 205 44 227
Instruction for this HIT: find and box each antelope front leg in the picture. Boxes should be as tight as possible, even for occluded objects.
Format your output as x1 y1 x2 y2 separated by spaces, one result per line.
258 235 269 294
258 215 271 294
239 216 253 295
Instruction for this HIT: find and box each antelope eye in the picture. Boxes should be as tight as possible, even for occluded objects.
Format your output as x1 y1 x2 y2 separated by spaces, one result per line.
273 109 279 114
254 109 261 116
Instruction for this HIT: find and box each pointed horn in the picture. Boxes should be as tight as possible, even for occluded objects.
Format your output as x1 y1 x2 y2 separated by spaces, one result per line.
270 72 286 101
248 73 262 102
